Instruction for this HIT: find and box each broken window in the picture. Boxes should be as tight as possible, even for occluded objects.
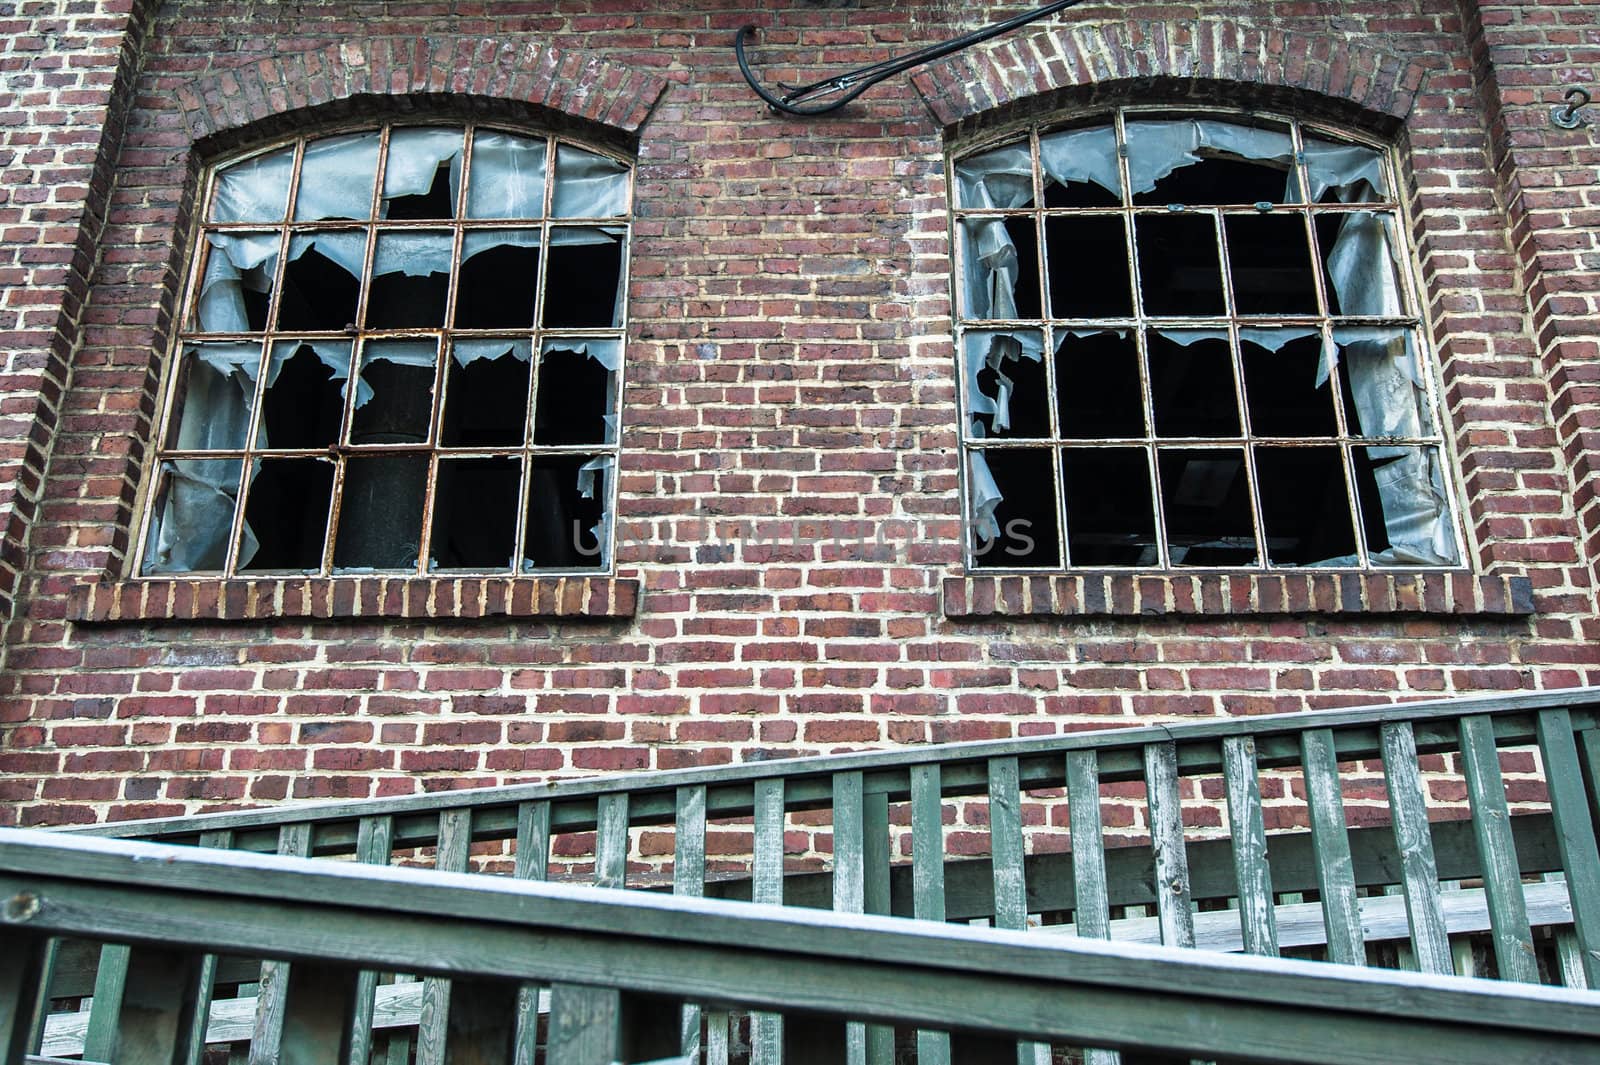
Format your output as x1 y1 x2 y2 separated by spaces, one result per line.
954 110 1461 570
141 123 630 576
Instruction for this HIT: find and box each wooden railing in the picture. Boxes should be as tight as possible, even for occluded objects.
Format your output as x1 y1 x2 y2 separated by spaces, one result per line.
4 829 1600 1065
42 686 1600 1063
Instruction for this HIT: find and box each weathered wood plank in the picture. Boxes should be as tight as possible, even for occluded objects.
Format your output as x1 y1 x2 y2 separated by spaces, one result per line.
416 810 473 1065
862 790 894 1065
1065 751 1119 1065
95 947 203 1065
1536 709 1600 988
345 819 390 1065
1 932 47 1065
674 785 707 1063
987 758 1047 1065
1300 729 1363 965
1379 722 1451 976
910 764 952 1065
595 794 629 891
184 828 235 1065
546 984 620 1065
251 823 313 1065
279 965 357 1065
512 802 550 1065
752 778 784 1065
1143 743 1194 949
832 772 866 1065
80 943 130 1063
1458 714 1539 983
439 981 517 1065
21 936 56 1059
1222 737 1277 958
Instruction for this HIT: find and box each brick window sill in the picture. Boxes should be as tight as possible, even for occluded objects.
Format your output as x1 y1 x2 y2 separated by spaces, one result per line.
68 576 640 625
943 572 1534 620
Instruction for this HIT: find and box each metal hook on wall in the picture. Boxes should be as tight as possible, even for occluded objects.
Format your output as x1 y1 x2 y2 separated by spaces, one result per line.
734 0 1086 117
1552 86 1592 130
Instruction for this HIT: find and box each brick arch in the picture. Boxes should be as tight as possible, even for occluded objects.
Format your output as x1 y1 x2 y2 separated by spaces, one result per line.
174 38 671 147
911 21 1438 132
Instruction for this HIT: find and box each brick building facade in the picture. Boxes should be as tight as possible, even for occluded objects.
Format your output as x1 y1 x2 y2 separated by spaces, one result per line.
0 0 1596 828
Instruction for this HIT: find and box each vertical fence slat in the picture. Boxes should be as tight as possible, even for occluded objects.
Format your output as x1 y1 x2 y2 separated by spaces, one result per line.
988 757 1047 1065
512 802 551 1065
1 932 46 1065
1144 742 1195 949
833 772 866 1065
1380 722 1453 976
250 822 312 1065
863 789 894 1065
752 778 785 1065
1300 728 1364 966
675 785 708 1062
21 935 58 1059
1459 714 1540 983
1067 750 1121 1065
910 764 951 1065
1537 709 1600 989
416 810 473 1065
547 984 622 1065
82 943 131 1062
343 818 392 1065
595 793 629 891
1222 736 1278 957
186 829 234 1065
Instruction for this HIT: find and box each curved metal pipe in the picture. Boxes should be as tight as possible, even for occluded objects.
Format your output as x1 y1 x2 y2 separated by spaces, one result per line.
735 0 1087 117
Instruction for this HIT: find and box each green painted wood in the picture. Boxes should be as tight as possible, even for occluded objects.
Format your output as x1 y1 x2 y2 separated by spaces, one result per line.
1536 709 1600 988
547 984 621 1065
183 830 234 1065
251 823 313 1065
1459 714 1540 983
832 773 867 1065
1143 742 1194 949
343 818 391 1065
279 965 357 1065
81 943 130 1063
910 764 952 1065
382 1034 410 1065
987 757 1046 1065
439 981 517 1065
1 932 46 1065
513 802 551 883
1065 751 1120 1065
863 790 894 1065
416 810 473 1065
21 936 56 1059
595 794 629 891
674 785 707 1063
752 778 784 1065
1300 728 1364 966
1222 737 1278 958
1379 723 1452 976
112 948 205 1065
705 1008 730 1065
1557 928 1589 991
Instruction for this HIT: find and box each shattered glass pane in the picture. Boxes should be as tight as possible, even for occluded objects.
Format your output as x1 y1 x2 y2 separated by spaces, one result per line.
535 341 618 447
209 146 293 224
240 457 334 571
279 232 366 331
1334 327 1435 441
552 144 628 218
1317 211 1403 316
141 458 245 575
169 342 262 452
350 339 438 445
543 227 624 329
1147 329 1240 437
383 128 463 219
431 457 521 570
367 232 452 329
333 454 428 571
525 454 609 570
194 232 279 333
456 230 540 329
1056 330 1143 439
1353 446 1458 566
294 132 381 221
263 341 349 450
1241 330 1335 437
442 340 532 448
468 130 547 219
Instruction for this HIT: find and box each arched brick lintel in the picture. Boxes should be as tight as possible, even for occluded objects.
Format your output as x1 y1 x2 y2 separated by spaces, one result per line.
174 38 671 150
911 22 1437 134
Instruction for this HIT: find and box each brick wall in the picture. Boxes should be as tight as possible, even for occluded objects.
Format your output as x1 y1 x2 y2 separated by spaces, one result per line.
1 0 1597 828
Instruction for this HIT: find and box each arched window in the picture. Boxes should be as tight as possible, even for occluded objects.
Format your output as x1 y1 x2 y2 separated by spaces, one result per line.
138 123 629 576
953 109 1462 572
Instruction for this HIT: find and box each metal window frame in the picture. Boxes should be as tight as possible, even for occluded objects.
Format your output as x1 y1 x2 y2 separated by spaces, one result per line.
950 106 1466 574
134 121 633 580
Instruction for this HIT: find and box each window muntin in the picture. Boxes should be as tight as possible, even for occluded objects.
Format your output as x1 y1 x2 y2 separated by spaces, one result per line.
953 110 1461 572
140 123 629 577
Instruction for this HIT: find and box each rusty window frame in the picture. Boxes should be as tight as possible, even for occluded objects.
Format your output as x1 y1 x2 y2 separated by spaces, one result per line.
135 122 631 578
949 107 1465 573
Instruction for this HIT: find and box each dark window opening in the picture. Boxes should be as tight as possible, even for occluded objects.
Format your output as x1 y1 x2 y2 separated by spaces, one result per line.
442 350 531 448
432 457 521 570
277 246 361 331
1135 214 1225 316
1158 448 1257 566
524 455 607 569
971 449 1060 569
1224 214 1319 315
386 162 455 220
263 344 346 449
999 218 1041 320
1043 177 1119 209
455 244 540 329
333 454 428 570
1148 332 1240 437
542 232 624 329
350 355 435 446
1242 334 1336 437
1134 156 1291 208
1062 448 1157 566
534 347 614 447
1056 331 1143 439
240 458 334 571
366 270 449 330
1255 447 1356 566
1046 215 1132 318
970 351 1048 440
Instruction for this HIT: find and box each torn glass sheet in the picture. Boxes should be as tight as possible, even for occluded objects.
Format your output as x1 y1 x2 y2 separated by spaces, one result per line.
1332 327 1432 445
431 457 521 570
333 454 428 570
350 339 437 442
963 330 1045 437
544 227 625 328
968 448 1059 567
535 339 620 446
525 454 609 569
294 131 381 221
1321 211 1403 318
210 146 293 224
442 340 532 448
1355 446 1457 565
169 342 263 452
263 340 349 449
1303 137 1387 203
382 127 463 219
1255 446 1357 566
367 232 452 329
468 131 547 218
1056 330 1143 439
552 144 628 218
1124 120 1293 204
457 230 541 329
1158 448 1257 566
196 232 279 333
240 457 334 571
1039 126 1122 203
279 232 366 331
959 216 1038 321
142 458 249 574
954 142 1036 210
1061 447 1157 566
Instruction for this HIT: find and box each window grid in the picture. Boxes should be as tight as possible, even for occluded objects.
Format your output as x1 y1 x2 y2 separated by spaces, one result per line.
140 122 629 578
952 107 1460 573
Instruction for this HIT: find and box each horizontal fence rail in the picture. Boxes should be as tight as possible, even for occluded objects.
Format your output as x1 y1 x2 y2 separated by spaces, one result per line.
43 686 1600 1064
5 830 1600 1065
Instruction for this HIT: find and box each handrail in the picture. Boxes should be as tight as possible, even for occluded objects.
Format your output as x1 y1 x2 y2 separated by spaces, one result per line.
4 829 1600 1065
